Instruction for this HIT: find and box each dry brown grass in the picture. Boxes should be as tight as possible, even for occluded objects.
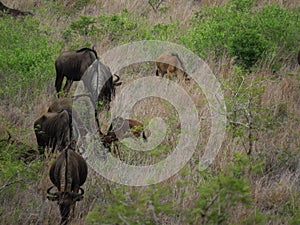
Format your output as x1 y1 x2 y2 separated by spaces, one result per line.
1 0 300 224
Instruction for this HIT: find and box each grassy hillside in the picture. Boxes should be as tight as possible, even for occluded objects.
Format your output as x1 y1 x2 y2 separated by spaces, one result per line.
1 0 300 224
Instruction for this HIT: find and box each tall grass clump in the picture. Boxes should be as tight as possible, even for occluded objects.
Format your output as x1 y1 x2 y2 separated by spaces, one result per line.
86 184 178 224
0 16 61 102
181 0 300 70
63 9 181 48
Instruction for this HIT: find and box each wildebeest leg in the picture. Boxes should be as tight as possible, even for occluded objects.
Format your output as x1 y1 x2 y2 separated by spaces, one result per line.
55 73 64 96
69 202 76 222
60 217 68 225
183 71 190 81
113 143 121 159
167 66 176 79
156 68 159 76
95 109 103 136
63 79 73 95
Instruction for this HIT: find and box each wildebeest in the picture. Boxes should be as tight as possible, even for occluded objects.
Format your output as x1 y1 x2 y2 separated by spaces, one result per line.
34 110 71 154
101 117 147 158
47 146 88 225
47 98 76 140
48 98 72 115
0 1 33 17
298 50 300 65
47 97 93 146
81 59 122 135
55 48 98 96
155 53 189 80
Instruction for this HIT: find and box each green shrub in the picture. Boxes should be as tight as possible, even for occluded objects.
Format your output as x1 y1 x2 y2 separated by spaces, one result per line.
181 0 300 69
69 15 97 36
228 28 270 69
86 185 177 224
0 128 42 196
186 153 255 224
63 9 180 46
0 16 61 100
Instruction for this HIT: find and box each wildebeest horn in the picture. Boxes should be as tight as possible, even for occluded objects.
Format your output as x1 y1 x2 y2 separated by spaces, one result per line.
78 187 84 196
47 186 59 201
72 187 85 202
113 74 122 86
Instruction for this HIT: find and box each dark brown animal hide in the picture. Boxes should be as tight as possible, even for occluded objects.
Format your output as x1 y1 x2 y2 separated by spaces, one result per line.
47 148 87 225
34 110 71 154
0 1 33 17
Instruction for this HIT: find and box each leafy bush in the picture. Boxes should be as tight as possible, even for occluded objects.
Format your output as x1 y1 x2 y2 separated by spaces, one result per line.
69 16 97 36
0 128 42 197
185 153 257 224
0 16 61 100
181 0 300 69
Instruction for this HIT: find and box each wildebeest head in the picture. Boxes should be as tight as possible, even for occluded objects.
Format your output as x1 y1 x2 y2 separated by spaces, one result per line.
34 110 71 154
47 186 84 224
100 117 147 158
82 59 122 111
55 48 98 96
47 148 87 224
109 117 147 140
155 53 189 81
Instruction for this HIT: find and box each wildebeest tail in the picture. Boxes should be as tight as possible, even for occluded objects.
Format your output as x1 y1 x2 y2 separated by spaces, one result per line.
142 131 147 142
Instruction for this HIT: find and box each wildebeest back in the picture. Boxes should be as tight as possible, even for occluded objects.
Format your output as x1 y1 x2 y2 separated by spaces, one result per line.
81 59 115 106
49 148 88 192
34 110 70 153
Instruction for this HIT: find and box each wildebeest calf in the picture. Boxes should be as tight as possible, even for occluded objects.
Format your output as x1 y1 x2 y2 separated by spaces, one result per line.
155 53 189 80
101 117 147 158
47 146 88 225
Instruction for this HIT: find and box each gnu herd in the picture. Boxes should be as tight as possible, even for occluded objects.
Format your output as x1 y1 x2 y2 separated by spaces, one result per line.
33 47 189 224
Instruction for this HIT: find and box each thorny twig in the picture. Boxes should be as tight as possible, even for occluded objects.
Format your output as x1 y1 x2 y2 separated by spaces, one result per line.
147 0 165 13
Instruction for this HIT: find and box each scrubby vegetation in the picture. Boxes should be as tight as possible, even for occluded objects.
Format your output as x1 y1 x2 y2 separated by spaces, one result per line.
0 0 300 224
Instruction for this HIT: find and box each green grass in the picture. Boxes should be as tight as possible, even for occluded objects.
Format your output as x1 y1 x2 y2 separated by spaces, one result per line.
0 16 61 101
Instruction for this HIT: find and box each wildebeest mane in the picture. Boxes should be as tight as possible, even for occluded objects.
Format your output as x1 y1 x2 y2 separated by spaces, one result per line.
76 48 98 59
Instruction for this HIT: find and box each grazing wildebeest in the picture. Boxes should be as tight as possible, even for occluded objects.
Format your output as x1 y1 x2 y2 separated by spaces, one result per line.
0 1 33 17
47 97 92 146
47 146 88 225
81 59 122 135
101 117 147 158
34 110 71 154
47 98 76 141
55 48 98 96
155 53 189 80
